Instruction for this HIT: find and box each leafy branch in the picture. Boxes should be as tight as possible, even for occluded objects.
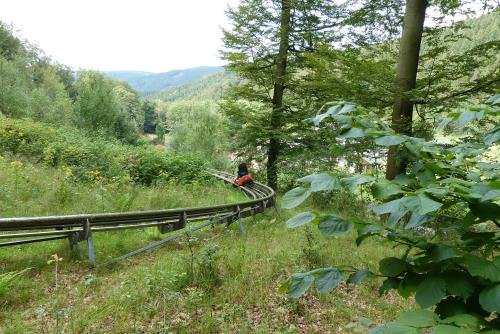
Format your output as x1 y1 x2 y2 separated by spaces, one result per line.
281 96 500 333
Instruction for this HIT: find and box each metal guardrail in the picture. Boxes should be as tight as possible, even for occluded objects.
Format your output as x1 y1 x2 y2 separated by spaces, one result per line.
0 169 276 267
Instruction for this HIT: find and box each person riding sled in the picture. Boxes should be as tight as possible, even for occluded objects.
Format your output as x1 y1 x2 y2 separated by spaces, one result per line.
233 162 253 187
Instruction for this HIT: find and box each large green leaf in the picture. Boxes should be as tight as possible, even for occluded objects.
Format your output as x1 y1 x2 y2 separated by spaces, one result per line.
464 255 500 282
415 277 446 308
371 180 404 200
482 189 500 201
347 270 375 284
286 212 316 229
398 272 423 298
318 215 354 236
435 297 468 319
416 167 436 186
441 314 483 331
298 173 341 192
458 111 482 127
442 271 475 300
428 244 462 262
325 103 356 117
461 231 496 250
469 201 500 221
437 117 452 131
494 256 500 268
379 277 399 295
373 198 404 215
405 213 431 229
388 209 409 227
424 188 448 197
307 112 331 126
340 127 365 138
337 103 356 114
369 323 420 334
484 127 500 145
379 257 406 277
341 175 375 192
315 268 343 293
486 94 500 105
375 135 406 146
402 194 443 215
356 225 383 246
281 187 311 209
479 283 500 313
431 325 476 334
287 273 314 299
398 310 438 328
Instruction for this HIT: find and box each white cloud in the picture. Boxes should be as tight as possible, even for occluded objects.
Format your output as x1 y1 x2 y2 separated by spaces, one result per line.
1 0 240 72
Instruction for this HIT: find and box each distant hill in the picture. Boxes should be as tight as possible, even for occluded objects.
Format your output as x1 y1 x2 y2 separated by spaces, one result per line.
103 66 224 94
104 71 153 81
146 70 239 102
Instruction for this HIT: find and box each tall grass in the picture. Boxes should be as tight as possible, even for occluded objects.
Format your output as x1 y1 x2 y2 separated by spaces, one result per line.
0 156 243 218
0 156 412 333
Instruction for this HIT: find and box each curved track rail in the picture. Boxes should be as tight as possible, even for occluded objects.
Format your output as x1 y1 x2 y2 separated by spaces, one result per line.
0 170 276 267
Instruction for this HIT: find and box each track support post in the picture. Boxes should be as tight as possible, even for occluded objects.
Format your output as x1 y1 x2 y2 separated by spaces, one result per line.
68 232 82 258
176 211 188 230
84 219 96 268
234 205 245 234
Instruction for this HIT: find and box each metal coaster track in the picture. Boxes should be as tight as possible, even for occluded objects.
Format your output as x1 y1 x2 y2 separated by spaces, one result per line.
0 169 276 267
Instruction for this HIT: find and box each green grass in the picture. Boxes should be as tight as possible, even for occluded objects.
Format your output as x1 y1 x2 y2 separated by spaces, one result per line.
0 157 413 333
0 157 242 218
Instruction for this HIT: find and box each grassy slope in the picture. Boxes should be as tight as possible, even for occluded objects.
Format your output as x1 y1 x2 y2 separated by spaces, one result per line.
0 157 412 333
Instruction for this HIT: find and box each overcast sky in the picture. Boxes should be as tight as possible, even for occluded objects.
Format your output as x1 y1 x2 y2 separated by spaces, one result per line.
1 1 492 73
1 0 240 73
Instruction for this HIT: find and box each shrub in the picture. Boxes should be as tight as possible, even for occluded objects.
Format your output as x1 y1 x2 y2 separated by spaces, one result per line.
0 117 206 185
281 98 500 332
126 149 205 185
0 268 30 302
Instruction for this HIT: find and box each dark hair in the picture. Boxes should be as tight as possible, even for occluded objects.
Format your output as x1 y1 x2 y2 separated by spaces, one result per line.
238 163 248 174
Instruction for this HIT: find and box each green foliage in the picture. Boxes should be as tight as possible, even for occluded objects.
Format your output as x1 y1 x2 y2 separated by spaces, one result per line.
127 149 204 185
142 100 157 133
30 64 74 124
0 22 24 60
0 268 30 300
0 23 75 125
0 117 205 185
221 0 350 188
147 71 237 102
0 155 243 219
282 98 500 332
156 101 230 168
0 23 151 144
74 71 140 144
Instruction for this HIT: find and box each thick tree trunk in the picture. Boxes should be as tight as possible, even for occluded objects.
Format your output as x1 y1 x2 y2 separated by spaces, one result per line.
267 0 291 190
386 0 427 180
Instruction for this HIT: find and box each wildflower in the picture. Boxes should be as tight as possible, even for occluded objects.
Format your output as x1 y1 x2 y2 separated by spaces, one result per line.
10 161 23 169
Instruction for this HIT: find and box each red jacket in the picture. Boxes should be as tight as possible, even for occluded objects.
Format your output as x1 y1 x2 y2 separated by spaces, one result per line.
234 174 253 186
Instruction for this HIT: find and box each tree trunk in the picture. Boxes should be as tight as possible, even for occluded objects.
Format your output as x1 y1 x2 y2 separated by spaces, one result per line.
386 0 427 180
267 0 291 190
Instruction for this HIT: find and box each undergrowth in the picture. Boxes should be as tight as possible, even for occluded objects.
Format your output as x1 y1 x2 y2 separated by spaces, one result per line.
0 155 412 333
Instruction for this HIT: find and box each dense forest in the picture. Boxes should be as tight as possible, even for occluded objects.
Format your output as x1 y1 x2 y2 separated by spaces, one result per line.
1 0 499 333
